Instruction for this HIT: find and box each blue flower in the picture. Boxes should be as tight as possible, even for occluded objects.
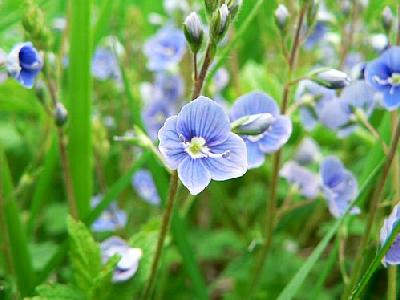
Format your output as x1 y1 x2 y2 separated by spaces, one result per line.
92 48 121 81
230 92 292 169
100 236 142 282
213 67 230 93
294 137 321 166
318 80 378 137
295 80 336 131
158 97 247 195
144 26 186 71
320 156 359 218
153 72 184 103
305 22 328 50
91 195 127 232
132 169 160 205
280 161 320 199
380 203 400 266
143 100 174 141
365 46 400 110
6 42 43 88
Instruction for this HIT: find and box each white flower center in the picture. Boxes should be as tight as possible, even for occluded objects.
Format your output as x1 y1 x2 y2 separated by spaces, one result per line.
181 136 230 159
374 72 400 94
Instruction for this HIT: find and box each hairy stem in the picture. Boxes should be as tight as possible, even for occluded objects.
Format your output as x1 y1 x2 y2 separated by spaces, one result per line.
142 171 179 300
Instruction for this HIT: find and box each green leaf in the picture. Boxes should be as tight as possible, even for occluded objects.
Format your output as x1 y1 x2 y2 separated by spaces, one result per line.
34 284 85 300
67 217 102 294
93 0 116 50
91 255 120 300
0 150 35 296
67 0 93 219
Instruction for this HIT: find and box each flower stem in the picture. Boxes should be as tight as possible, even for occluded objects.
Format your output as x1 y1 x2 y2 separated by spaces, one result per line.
246 4 307 295
192 42 214 100
193 52 198 83
342 120 400 300
142 171 179 300
43 56 78 219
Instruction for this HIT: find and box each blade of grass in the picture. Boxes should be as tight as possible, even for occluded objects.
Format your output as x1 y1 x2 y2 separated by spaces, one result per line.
0 150 35 296
67 0 93 219
93 0 115 50
276 159 385 300
26 133 59 236
350 210 400 299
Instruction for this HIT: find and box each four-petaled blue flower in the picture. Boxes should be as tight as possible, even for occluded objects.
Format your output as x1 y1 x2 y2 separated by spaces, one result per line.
91 195 127 232
92 48 121 81
144 26 186 71
7 42 43 89
230 92 292 169
132 169 160 205
280 161 320 199
158 97 247 195
380 203 400 266
100 236 142 282
320 156 359 218
365 46 400 110
153 72 184 103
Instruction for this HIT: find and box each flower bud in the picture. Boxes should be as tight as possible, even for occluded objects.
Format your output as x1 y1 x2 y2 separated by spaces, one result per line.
210 4 230 43
381 6 393 34
274 4 289 33
310 69 350 89
231 113 274 136
54 102 68 127
341 0 351 17
226 0 242 20
204 0 219 16
183 12 204 54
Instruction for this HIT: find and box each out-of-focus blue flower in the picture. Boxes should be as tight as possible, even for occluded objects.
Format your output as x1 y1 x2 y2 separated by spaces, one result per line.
7 42 43 88
365 46 400 110
153 72 184 103
132 169 160 205
305 22 328 50
92 48 121 81
230 92 292 169
144 26 186 71
280 161 320 199
91 195 127 232
295 80 336 131
100 236 142 282
143 100 174 141
380 203 400 266
320 156 359 218
318 80 377 137
294 137 321 166
213 67 229 92
158 97 247 195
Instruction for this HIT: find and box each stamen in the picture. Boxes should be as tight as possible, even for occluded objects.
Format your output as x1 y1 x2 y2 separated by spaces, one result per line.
183 136 230 160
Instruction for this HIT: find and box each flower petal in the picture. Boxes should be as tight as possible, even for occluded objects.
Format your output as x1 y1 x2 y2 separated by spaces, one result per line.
202 133 247 180
382 88 400 111
230 91 279 121
178 157 211 195
258 116 292 153
176 97 230 146
158 116 187 169
244 139 265 169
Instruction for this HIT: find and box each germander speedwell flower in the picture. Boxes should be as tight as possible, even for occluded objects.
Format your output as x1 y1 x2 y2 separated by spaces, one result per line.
6 42 43 88
365 46 400 110
230 92 292 169
158 97 247 195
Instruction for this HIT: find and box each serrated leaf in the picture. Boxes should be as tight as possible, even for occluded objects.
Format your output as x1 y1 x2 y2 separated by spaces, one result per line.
67 216 102 295
34 284 84 300
90 255 120 300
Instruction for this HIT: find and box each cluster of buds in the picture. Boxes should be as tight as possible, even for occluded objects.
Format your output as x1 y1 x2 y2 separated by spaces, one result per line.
183 0 242 54
22 0 52 50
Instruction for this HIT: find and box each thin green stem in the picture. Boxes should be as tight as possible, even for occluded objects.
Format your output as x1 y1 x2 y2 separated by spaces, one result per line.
142 171 179 300
246 4 307 295
192 42 214 100
343 120 400 300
